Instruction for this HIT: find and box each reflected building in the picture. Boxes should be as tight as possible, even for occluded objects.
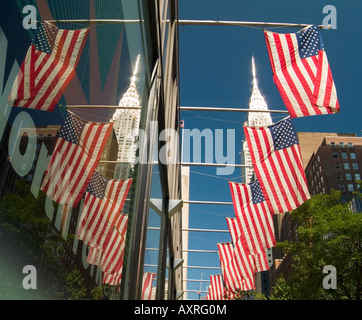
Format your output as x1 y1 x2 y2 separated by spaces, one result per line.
111 56 141 180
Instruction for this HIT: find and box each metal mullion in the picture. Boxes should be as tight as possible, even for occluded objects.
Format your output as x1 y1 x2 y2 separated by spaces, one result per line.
181 162 251 167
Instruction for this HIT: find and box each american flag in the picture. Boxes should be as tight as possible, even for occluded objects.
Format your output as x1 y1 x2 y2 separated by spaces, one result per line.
103 272 123 286
209 274 225 300
40 111 113 208
226 217 269 272
86 214 128 275
264 25 339 118
206 287 211 300
9 21 89 112
141 272 156 300
217 242 255 293
229 180 276 255
76 171 132 249
244 117 310 214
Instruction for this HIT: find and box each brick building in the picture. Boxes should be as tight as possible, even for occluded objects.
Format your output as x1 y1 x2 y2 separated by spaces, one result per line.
303 134 362 202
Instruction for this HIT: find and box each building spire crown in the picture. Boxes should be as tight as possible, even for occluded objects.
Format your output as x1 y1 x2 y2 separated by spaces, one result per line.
112 55 141 121
252 55 258 90
246 56 272 127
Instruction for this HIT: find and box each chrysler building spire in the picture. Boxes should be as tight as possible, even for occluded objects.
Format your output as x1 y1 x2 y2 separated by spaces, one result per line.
111 55 141 179
242 57 273 183
246 56 273 127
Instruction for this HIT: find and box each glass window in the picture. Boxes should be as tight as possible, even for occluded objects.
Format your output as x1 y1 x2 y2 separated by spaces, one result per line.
338 183 345 191
341 193 347 203
334 162 340 169
339 142 345 147
0 0 176 301
330 142 336 147
350 152 356 159
345 173 352 181
344 163 350 170
337 172 342 180
355 173 361 181
348 142 353 147
347 184 354 192
332 152 338 158
352 163 359 170
341 152 347 159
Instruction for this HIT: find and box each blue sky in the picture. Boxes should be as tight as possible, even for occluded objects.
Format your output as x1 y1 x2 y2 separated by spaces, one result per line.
177 0 362 299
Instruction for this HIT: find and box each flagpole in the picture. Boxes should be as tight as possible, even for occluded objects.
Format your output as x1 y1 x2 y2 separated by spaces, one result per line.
45 19 142 24
43 19 331 29
178 19 330 29
65 105 288 113
63 105 142 110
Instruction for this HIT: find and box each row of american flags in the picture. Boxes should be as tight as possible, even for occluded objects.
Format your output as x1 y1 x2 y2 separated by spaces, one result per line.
7 20 338 300
7 21 158 298
206 25 339 299
8 22 339 119
206 118 310 300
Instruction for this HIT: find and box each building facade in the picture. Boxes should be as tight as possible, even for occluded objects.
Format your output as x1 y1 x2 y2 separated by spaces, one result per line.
0 0 182 300
303 134 362 202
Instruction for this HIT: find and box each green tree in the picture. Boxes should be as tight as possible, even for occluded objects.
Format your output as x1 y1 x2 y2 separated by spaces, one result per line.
0 180 91 299
64 268 87 300
270 190 362 300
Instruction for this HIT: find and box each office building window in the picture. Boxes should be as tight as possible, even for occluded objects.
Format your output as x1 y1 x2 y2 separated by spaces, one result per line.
344 163 350 170
341 193 347 203
341 152 347 159
347 184 354 192
350 152 356 159
345 173 352 181
355 173 361 181
352 163 359 170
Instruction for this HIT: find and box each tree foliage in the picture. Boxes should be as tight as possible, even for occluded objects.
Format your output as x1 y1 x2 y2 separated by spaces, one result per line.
0 180 94 299
270 190 362 300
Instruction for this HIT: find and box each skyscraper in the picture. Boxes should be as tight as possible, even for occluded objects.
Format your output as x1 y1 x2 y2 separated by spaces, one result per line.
111 55 142 180
240 58 274 296
242 57 273 184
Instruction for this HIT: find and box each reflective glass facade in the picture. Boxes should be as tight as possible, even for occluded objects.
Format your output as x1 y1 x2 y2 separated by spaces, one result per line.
0 0 181 300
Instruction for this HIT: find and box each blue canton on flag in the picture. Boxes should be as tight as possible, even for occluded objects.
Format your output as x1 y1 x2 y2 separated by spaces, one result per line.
86 171 108 198
59 112 85 144
270 117 298 151
33 23 51 53
250 180 265 205
297 25 324 59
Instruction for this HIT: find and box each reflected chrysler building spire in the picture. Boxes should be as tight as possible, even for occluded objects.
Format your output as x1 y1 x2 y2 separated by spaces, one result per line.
242 56 273 183
111 55 141 179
